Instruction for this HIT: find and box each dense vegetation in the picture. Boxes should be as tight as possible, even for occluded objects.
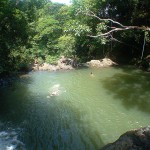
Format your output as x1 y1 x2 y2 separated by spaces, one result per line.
0 0 150 76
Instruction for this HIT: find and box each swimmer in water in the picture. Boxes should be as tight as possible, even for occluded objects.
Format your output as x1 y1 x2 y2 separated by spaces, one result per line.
50 89 60 96
90 72 94 77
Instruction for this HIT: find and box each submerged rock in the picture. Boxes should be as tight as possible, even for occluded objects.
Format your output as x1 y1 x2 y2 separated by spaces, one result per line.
0 76 17 87
101 126 150 150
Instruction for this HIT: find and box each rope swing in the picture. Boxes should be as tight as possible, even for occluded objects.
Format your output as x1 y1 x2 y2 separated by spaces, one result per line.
141 32 146 60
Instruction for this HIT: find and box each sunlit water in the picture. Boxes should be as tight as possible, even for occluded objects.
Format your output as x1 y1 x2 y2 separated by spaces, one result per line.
0 66 150 149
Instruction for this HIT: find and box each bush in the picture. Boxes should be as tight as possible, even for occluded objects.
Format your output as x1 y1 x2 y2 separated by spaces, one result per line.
45 55 58 65
57 35 76 57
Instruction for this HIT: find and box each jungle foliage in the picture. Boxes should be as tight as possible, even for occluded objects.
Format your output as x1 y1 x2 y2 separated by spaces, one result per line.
0 0 150 75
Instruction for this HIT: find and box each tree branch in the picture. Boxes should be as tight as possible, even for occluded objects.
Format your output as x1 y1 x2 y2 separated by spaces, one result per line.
83 9 150 37
87 27 129 37
86 10 126 28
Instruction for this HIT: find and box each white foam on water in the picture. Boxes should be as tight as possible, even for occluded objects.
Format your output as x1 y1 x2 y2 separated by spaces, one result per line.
48 84 67 98
0 130 25 150
49 84 61 97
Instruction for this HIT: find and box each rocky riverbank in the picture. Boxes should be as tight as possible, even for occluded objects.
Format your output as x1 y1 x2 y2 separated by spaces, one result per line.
32 56 77 71
101 126 150 150
32 57 117 71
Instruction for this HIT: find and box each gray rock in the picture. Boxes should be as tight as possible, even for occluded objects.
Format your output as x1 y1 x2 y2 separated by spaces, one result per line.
101 126 150 150
32 56 74 71
87 58 117 68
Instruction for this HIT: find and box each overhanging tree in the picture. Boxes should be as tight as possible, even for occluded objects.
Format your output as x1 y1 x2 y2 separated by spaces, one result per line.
69 0 150 61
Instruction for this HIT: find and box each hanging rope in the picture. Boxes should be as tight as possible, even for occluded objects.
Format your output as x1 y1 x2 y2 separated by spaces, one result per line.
141 32 146 60
103 44 104 57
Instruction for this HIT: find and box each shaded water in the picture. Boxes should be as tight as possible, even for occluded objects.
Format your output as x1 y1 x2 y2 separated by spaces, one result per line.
0 66 150 149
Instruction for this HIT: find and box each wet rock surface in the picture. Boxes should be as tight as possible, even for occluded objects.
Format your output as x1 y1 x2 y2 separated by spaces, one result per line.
101 126 150 150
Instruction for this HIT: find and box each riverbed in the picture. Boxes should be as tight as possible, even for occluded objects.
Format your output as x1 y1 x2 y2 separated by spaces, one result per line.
0 66 150 149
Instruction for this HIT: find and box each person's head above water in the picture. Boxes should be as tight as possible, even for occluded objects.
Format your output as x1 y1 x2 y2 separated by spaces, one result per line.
90 72 95 77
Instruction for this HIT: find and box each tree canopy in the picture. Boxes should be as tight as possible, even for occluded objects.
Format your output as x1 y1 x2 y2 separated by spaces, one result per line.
0 0 150 75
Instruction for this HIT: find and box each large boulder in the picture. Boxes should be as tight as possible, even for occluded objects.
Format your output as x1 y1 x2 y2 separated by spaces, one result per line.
101 126 150 150
32 56 74 71
87 58 117 68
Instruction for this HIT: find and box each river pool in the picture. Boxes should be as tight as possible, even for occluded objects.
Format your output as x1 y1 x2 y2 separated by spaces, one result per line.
0 66 150 149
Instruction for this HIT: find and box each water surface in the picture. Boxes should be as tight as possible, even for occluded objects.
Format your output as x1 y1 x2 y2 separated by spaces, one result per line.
0 67 150 149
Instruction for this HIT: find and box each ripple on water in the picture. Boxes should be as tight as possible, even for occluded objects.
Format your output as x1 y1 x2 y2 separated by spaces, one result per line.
0 129 25 150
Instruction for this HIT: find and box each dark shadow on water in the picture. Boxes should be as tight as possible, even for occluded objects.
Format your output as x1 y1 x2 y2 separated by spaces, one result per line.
101 66 150 114
0 77 33 124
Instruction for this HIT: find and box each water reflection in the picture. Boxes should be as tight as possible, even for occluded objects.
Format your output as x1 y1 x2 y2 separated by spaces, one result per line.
102 67 150 114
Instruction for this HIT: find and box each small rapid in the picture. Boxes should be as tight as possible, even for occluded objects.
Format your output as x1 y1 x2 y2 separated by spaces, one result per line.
0 129 25 150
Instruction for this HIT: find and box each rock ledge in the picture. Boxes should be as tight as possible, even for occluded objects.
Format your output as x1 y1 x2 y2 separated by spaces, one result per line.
101 126 150 150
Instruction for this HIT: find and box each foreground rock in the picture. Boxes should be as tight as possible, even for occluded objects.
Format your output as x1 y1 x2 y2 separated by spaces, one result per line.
101 126 150 150
87 58 117 68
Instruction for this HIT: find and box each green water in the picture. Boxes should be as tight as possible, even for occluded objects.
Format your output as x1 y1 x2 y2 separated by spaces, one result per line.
0 66 150 149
